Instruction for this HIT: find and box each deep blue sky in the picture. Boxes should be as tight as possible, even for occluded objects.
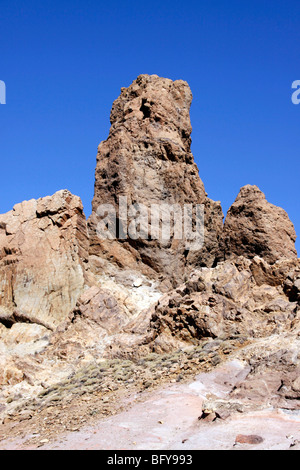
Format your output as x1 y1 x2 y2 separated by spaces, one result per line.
1 0 299 252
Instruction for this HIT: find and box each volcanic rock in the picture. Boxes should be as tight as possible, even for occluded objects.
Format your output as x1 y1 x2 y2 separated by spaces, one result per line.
0 190 89 331
220 185 297 264
88 74 223 287
114 256 300 355
235 434 264 445
0 75 299 449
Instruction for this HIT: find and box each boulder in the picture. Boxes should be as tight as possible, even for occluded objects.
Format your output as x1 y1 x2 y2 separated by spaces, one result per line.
219 185 297 264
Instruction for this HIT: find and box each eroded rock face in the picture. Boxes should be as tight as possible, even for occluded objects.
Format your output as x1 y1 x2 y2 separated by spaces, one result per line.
114 256 300 355
0 75 299 441
88 74 223 287
219 185 297 264
0 190 89 331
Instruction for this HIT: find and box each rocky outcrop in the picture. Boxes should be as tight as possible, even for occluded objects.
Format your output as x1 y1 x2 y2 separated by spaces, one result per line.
88 74 223 287
44 255 299 361
109 256 300 355
0 75 299 448
0 190 89 331
219 185 297 264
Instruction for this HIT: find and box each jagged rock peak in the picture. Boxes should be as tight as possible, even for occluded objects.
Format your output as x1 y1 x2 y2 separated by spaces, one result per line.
88 74 224 286
220 184 297 264
109 73 193 152
91 74 202 214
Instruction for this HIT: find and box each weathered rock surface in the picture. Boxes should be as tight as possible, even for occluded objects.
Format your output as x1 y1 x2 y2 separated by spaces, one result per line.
106 256 300 357
0 74 299 450
88 74 223 287
0 190 89 331
219 185 297 264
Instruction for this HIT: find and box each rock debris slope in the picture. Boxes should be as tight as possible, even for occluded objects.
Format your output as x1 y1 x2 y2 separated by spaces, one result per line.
0 74 299 450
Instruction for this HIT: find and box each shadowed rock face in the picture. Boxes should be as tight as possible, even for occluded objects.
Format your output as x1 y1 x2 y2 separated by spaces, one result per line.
219 185 297 265
88 74 224 287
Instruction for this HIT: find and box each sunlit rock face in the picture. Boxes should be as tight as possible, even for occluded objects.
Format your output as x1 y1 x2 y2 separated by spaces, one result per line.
88 74 223 288
219 185 297 264
0 75 299 442
0 190 89 330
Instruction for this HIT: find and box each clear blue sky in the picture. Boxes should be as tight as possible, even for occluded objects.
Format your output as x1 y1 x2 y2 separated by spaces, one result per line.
1 0 299 252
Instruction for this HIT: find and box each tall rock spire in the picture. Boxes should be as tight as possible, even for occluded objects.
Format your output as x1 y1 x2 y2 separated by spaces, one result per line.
88 74 223 286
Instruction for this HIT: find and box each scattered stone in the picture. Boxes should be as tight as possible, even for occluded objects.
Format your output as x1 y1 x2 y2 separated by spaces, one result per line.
235 434 264 445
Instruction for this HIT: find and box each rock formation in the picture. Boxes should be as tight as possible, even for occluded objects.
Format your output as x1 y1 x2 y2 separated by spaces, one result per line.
88 74 223 287
219 184 297 264
0 190 89 331
0 74 299 449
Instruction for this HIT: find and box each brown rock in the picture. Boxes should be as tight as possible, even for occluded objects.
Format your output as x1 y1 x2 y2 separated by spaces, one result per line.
200 410 217 422
220 185 297 264
250 256 299 287
0 190 89 330
284 266 300 302
292 376 300 392
1 75 300 435
123 256 300 354
45 283 140 362
88 74 223 287
70 286 130 334
235 434 264 445
230 347 300 409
